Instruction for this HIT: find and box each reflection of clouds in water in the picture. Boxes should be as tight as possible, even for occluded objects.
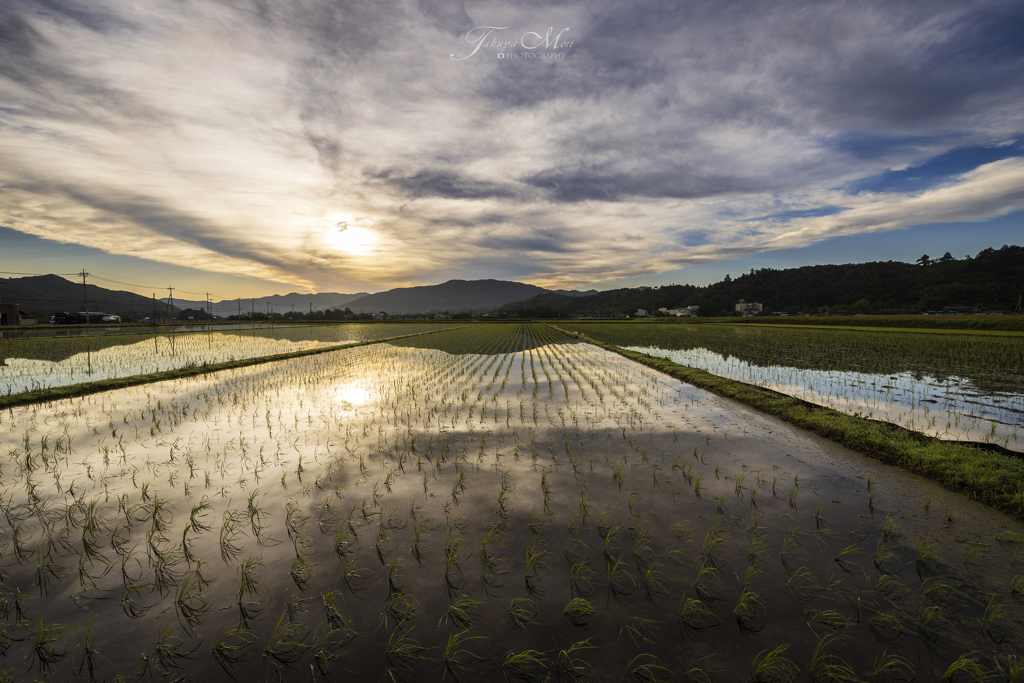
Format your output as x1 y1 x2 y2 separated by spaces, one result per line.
629 345 1023 451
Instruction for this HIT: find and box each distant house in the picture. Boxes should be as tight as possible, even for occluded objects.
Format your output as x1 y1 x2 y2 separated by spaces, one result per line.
940 305 978 315
682 305 700 317
574 311 626 319
434 313 451 320
0 303 20 326
635 309 649 317
735 300 763 316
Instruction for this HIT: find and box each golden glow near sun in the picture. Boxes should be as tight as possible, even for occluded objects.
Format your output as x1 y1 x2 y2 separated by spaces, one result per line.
326 217 377 256
334 383 371 408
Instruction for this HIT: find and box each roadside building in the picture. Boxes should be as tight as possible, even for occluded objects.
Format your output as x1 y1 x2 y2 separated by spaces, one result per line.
0 303 21 326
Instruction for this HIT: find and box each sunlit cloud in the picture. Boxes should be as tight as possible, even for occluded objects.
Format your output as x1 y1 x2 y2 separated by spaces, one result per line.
1 0 1021 293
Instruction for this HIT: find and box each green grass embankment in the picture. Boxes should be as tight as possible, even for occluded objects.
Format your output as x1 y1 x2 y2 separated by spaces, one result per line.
710 315 1024 333
552 324 1024 518
0 327 459 412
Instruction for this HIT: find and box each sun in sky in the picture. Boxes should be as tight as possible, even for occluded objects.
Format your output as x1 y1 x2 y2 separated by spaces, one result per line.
325 217 377 256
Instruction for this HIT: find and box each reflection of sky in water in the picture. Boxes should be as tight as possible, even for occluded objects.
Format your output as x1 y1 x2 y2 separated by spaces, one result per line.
0 331 1020 680
0 324 446 394
0 334 324 394
334 383 371 408
628 345 1024 451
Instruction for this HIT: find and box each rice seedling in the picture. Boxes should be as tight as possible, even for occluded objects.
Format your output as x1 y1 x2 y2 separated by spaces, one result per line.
833 543 861 571
503 649 549 681
507 597 538 630
807 635 859 682
734 588 765 634
869 612 908 643
153 621 198 671
441 594 483 628
384 591 419 624
563 597 595 626
916 604 948 642
807 609 853 636
174 569 209 631
262 612 310 667
556 639 595 683
619 616 662 647
982 595 1011 642
750 644 798 683
994 655 1024 683
385 628 432 674
627 653 673 682
942 651 989 682
25 616 72 673
441 630 487 681
875 573 911 600
871 649 915 681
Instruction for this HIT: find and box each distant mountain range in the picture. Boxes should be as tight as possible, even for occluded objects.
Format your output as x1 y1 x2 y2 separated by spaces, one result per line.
168 292 370 316
168 280 598 315
342 280 548 314
4 275 596 319
1 274 180 319
6 246 1019 321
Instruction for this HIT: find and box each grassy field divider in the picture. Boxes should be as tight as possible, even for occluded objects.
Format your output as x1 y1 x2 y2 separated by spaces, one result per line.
0 326 467 412
549 323 1024 518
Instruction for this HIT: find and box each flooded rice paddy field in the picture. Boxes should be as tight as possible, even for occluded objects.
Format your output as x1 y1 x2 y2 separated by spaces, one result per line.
0 323 450 395
0 323 1022 682
7 323 319 340
559 322 1024 453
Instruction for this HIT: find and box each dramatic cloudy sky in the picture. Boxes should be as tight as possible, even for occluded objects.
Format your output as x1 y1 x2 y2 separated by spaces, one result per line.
2 0 1023 296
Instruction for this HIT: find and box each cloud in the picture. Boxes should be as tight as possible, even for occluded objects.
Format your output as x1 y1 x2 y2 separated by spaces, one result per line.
0 0 1022 293
374 168 520 200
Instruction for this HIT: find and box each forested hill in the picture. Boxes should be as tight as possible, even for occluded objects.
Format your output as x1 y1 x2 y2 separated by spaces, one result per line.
499 245 1024 316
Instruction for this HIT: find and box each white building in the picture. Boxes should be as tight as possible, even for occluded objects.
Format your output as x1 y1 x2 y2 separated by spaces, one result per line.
735 300 763 316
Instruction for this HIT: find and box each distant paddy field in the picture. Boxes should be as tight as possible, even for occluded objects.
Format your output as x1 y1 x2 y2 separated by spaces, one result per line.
560 321 1024 454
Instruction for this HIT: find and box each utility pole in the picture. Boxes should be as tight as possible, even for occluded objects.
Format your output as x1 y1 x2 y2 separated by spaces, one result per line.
80 270 91 324
167 287 174 320
206 293 212 319
152 294 157 323
237 297 241 319
309 302 312 316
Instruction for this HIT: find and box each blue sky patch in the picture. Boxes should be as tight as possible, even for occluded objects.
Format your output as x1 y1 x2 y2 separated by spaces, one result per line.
849 142 1023 194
